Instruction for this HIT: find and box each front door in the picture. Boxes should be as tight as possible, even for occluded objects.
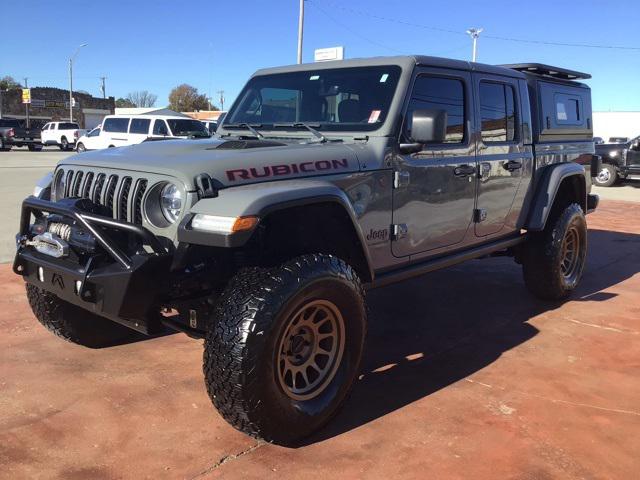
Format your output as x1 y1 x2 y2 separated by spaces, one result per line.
472 74 528 237
392 70 477 258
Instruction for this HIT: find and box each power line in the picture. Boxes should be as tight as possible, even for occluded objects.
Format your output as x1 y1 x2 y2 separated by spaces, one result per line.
309 0 640 51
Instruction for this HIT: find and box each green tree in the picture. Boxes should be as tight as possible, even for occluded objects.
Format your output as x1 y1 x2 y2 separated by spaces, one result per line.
0 76 21 90
115 97 136 108
168 84 213 112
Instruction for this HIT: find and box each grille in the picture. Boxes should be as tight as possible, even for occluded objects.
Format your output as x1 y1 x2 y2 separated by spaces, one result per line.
57 169 148 225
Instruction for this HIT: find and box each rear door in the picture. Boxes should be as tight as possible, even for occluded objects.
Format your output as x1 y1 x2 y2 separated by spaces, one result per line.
128 118 152 145
392 69 477 257
102 117 130 147
472 74 529 237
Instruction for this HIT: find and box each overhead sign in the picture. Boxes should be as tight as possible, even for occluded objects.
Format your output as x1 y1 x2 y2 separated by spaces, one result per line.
21 88 31 104
314 46 344 62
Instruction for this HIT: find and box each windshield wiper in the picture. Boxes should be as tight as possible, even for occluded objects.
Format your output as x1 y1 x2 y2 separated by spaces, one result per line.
273 122 327 143
224 123 264 139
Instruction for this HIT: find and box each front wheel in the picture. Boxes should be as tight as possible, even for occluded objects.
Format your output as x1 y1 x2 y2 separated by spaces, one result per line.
522 203 587 300
203 254 367 445
76 142 86 152
593 163 618 187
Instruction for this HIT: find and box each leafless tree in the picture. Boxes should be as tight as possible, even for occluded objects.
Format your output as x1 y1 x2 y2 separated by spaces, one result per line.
126 90 158 108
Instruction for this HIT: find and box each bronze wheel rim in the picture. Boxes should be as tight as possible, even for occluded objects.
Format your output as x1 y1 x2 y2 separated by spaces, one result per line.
276 299 345 401
560 225 581 281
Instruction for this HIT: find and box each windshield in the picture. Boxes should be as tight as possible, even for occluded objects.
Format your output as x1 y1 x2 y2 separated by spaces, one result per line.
166 119 210 137
226 66 402 132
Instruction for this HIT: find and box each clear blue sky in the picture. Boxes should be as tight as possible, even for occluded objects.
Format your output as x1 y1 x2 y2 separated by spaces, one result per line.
2 0 638 111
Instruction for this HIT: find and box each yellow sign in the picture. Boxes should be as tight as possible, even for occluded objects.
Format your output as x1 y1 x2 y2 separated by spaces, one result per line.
22 88 31 104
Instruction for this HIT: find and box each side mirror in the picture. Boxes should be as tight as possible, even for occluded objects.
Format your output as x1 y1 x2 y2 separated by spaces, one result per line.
409 109 448 144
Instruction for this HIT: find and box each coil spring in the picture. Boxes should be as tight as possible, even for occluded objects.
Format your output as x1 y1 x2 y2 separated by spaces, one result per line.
48 222 72 241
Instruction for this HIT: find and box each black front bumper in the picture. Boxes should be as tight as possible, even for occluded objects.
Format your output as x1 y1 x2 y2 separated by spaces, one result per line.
14 197 171 334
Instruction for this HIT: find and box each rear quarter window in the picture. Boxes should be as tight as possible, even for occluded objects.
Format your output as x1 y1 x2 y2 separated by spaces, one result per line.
103 117 130 133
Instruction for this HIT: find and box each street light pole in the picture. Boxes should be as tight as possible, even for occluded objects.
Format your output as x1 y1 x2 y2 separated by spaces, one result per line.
297 0 304 64
24 77 30 128
69 43 88 122
466 28 483 62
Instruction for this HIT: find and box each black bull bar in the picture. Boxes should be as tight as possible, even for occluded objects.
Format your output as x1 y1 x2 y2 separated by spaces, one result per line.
13 196 171 334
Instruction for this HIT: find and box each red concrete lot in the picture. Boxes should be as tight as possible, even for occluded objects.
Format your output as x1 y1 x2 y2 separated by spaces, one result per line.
1 200 639 480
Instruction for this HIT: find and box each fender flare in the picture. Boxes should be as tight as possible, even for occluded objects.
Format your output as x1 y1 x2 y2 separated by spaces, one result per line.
525 162 586 231
177 179 374 278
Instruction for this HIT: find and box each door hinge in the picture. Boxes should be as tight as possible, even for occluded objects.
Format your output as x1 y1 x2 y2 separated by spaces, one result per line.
393 171 410 189
391 223 408 240
474 208 487 223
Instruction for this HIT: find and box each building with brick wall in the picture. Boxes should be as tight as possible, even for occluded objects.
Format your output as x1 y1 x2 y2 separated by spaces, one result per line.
0 87 114 129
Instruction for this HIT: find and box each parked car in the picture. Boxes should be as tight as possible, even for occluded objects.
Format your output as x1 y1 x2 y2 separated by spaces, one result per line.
594 134 640 186
41 122 86 150
75 126 102 152
201 120 217 135
15 56 599 445
0 118 42 151
81 114 210 150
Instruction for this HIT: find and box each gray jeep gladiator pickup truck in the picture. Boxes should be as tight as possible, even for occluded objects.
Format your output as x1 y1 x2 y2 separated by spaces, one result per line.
14 56 599 444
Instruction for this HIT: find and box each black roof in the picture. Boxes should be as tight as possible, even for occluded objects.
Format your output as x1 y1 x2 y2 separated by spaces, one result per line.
500 63 591 80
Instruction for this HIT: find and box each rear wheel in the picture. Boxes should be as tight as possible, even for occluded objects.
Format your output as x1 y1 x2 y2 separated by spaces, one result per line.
593 163 617 187
203 254 367 445
60 137 69 150
26 284 137 348
522 203 587 300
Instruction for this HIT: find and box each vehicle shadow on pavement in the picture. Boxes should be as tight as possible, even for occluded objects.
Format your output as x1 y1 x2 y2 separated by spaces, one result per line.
304 228 640 445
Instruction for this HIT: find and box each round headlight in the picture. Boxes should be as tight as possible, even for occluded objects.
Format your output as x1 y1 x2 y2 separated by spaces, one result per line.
160 183 182 223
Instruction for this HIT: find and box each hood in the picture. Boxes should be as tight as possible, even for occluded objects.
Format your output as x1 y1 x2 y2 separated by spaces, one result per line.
59 137 364 191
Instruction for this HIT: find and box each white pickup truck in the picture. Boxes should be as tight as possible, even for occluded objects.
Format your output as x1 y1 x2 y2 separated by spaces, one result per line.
41 122 86 150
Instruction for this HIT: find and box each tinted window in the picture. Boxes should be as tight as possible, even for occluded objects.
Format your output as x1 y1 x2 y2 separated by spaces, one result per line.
103 117 130 133
555 94 582 124
406 76 465 143
88 127 100 137
227 66 402 132
129 118 151 134
0 119 21 128
479 82 516 143
152 119 169 136
58 122 79 130
166 119 209 138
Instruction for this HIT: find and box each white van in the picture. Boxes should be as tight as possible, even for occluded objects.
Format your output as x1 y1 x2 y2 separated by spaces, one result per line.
75 113 210 152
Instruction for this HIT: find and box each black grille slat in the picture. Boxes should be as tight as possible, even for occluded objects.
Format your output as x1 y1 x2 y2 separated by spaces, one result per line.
92 173 106 204
105 175 119 213
82 172 94 198
72 171 83 197
117 177 132 220
132 179 147 225
64 170 74 198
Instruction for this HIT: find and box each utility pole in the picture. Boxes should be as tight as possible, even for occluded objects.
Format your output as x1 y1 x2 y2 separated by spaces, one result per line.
217 90 225 111
24 78 30 128
99 76 106 99
297 0 304 64
466 28 483 62
69 43 88 122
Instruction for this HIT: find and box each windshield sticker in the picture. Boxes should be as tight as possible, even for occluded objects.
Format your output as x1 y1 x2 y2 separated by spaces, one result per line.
379 73 389 83
309 75 320 80
368 110 381 123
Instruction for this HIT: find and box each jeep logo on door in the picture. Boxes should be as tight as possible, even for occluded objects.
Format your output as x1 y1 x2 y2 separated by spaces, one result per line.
52 273 65 290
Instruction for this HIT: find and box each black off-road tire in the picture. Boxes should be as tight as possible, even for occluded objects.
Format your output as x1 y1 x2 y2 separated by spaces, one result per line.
593 163 617 187
203 254 367 445
522 203 587 300
26 284 137 348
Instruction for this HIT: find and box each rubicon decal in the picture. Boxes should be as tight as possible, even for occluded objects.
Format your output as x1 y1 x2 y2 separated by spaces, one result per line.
226 159 349 181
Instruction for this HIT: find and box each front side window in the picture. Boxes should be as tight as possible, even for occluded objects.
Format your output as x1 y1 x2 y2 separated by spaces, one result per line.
152 119 169 136
405 75 466 144
227 66 402 132
166 119 209 137
479 81 516 143
103 117 130 133
129 118 151 134
88 127 101 137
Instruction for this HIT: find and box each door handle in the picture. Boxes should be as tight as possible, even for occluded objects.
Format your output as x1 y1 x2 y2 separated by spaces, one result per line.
453 164 476 177
503 160 522 171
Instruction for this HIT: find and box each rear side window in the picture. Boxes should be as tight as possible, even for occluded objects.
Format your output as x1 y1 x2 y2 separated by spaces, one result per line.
153 119 169 135
58 122 79 130
129 118 151 134
479 81 516 143
406 76 466 144
103 117 130 133
555 94 582 125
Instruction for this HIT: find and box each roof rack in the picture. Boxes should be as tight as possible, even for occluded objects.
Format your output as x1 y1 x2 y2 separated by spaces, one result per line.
500 63 591 80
